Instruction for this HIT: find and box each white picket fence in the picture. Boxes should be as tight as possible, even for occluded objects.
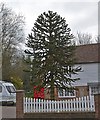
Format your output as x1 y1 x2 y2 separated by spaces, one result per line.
24 96 95 113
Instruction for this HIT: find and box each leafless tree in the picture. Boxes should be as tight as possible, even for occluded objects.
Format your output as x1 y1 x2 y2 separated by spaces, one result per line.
94 35 100 43
74 32 93 45
0 3 25 80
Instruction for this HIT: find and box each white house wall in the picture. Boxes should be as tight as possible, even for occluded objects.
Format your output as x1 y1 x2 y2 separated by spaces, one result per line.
73 63 99 86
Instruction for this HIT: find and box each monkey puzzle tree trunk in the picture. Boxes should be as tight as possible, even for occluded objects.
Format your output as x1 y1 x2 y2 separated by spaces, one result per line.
50 86 55 100
50 72 55 100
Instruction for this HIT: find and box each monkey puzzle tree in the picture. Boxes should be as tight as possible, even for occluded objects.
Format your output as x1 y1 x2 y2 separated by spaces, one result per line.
25 11 81 99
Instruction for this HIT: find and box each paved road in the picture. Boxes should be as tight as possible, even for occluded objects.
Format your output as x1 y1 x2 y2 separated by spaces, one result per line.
0 106 16 119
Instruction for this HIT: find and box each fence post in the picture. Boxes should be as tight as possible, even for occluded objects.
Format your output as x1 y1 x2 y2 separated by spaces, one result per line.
16 90 25 118
94 93 100 119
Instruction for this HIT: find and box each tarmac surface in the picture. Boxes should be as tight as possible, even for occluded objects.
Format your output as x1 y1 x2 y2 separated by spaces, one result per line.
0 106 16 119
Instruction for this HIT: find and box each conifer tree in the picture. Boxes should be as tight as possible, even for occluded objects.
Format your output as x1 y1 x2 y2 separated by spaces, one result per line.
25 11 81 99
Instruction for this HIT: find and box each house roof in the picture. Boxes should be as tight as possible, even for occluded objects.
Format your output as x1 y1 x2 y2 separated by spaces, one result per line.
75 43 100 64
87 82 100 86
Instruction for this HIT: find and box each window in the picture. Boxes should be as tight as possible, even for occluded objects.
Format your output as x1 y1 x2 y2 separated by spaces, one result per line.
91 86 100 95
6 86 16 93
0 86 2 92
58 89 76 97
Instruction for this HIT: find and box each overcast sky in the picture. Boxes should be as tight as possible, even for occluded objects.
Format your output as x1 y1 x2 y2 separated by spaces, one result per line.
1 0 99 39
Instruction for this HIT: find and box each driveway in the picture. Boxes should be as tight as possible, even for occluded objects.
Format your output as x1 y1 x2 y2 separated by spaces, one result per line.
0 106 16 118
